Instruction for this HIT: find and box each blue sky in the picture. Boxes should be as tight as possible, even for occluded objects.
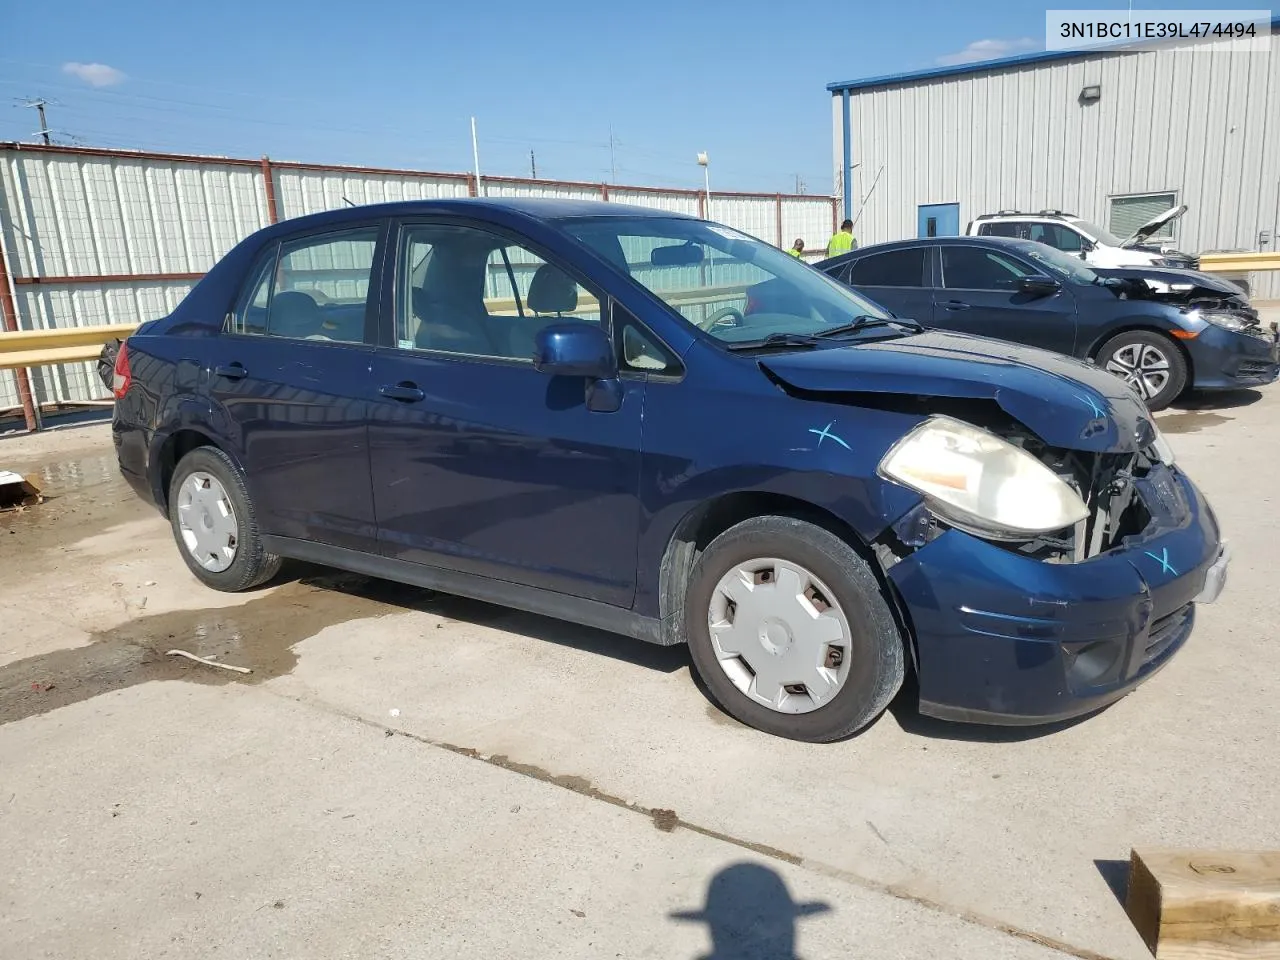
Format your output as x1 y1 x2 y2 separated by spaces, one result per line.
0 0 1246 194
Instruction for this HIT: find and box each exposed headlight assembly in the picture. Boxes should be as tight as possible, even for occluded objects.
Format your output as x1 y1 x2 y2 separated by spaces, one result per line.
1151 426 1176 465
878 416 1089 540
1194 310 1253 333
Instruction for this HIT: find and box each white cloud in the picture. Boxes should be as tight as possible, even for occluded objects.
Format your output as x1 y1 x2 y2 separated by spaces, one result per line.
62 62 126 87
936 37 1039 66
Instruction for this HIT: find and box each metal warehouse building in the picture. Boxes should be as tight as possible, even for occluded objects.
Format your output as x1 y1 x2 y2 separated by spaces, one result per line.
829 18 1280 299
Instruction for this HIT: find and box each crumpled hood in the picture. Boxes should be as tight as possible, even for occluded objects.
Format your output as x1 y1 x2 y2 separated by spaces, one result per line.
1121 204 1187 247
1093 266 1248 301
760 331 1156 453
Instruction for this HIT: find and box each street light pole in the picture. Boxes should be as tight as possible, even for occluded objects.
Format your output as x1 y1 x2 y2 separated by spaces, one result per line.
696 151 711 220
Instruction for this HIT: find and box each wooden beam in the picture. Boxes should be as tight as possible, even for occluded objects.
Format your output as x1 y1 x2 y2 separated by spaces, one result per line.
1126 849 1280 958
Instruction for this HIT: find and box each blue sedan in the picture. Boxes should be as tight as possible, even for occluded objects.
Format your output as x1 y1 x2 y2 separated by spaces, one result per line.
109 199 1228 741
817 236 1279 411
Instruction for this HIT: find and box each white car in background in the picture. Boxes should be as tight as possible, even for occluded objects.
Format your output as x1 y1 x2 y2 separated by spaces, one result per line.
966 206 1195 269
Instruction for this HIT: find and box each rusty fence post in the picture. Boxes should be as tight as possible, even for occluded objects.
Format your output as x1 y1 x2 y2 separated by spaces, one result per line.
260 155 278 224
0 232 39 431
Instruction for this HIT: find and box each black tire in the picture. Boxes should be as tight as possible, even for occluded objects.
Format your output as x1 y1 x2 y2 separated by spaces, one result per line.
685 516 905 742
167 446 281 592
1097 330 1188 412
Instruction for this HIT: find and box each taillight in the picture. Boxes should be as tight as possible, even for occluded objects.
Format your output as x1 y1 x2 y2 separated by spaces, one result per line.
112 342 132 399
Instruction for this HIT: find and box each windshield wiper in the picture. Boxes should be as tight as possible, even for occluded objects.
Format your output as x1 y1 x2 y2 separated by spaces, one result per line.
812 314 923 338
724 332 821 352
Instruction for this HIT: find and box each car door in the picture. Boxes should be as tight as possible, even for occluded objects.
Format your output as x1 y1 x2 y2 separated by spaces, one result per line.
840 246 933 322
933 244 1078 355
366 218 646 608
204 223 385 552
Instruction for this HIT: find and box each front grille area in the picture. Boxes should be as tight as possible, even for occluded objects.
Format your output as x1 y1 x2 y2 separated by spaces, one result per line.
1144 603 1193 665
1238 359 1274 378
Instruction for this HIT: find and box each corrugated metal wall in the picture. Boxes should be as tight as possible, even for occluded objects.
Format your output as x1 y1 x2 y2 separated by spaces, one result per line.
0 145 836 412
834 31 1280 299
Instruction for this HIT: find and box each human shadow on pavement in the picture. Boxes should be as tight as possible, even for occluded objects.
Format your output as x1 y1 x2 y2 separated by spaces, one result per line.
285 563 691 674
670 862 831 959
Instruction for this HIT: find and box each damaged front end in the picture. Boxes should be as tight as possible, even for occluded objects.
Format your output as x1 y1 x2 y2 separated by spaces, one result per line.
874 411 1172 569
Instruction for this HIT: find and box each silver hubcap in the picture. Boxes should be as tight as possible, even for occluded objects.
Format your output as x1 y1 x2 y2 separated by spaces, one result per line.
176 472 239 573
707 558 853 714
1106 342 1171 400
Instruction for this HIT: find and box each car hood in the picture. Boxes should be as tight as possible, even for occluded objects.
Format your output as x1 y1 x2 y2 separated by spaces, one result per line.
1121 204 1187 247
759 331 1155 453
1090 264 1249 305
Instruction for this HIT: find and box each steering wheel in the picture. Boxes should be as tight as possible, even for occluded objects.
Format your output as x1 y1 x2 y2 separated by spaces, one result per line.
699 306 745 331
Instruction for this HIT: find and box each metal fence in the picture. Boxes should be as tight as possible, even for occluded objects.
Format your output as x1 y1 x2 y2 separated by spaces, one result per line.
0 143 837 413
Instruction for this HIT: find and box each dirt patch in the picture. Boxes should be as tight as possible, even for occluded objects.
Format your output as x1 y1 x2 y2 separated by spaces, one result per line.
0 571 434 726
1158 410 1232 434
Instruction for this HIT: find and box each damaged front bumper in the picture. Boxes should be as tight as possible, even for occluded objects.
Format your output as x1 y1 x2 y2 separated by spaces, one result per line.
1188 321 1280 391
887 466 1224 725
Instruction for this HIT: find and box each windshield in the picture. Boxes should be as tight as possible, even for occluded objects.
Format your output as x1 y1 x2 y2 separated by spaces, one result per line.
1073 219 1125 246
1012 241 1099 284
563 217 892 344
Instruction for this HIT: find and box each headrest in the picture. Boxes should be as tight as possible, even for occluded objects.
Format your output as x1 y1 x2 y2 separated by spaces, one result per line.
269 290 320 336
527 264 578 314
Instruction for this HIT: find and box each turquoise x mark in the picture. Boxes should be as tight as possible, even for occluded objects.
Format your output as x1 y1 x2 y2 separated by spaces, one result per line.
808 422 851 450
1076 393 1105 420
1144 548 1177 576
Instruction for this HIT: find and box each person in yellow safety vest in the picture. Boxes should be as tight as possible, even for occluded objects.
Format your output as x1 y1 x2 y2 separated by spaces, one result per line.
787 239 805 257
826 219 857 257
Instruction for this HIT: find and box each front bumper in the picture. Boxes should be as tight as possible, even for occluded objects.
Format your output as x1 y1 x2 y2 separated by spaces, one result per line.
887 467 1224 725
1187 321 1280 391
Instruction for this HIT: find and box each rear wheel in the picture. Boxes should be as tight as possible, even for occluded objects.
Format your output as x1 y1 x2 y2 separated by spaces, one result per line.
168 446 281 592
685 516 905 742
1098 330 1187 411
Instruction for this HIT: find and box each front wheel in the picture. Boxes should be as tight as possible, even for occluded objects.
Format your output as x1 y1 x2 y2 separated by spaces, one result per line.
685 516 905 742
1097 330 1187 411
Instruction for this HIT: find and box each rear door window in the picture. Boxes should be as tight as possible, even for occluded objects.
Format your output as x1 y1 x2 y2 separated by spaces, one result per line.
228 227 380 344
941 246 1035 291
977 221 1025 239
847 248 927 287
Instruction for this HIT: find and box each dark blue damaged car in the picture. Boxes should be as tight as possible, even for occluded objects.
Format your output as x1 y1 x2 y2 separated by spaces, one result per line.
108 199 1229 741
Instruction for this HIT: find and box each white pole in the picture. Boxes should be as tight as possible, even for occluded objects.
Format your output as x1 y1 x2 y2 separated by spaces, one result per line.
470 116 484 197
703 165 712 220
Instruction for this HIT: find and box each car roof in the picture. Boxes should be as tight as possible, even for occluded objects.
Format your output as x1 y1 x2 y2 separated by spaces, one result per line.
258 197 693 237
972 211 1079 221
816 234 1030 269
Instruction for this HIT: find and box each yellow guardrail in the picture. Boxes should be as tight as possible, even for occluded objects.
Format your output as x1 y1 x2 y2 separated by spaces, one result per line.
0 323 139 371
1196 251 1280 273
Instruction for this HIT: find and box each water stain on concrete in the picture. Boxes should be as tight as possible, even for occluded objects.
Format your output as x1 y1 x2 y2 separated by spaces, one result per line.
0 572 431 727
1158 410 1232 434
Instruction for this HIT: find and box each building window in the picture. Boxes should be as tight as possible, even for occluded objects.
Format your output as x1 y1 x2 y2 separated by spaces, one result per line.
1108 193 1178 241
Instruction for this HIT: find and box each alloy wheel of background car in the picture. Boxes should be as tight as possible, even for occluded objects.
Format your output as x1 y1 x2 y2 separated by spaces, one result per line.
707 558 853 714
1097 330 1187 412
685 516 905 742
168 446 282 592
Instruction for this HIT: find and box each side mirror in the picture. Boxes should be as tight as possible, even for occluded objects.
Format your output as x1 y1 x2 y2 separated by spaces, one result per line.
533 323 617 380
1019 275 1061 296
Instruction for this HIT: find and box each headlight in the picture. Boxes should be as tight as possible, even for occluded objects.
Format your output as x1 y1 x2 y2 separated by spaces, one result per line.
1197 311 1253 333
878 416 1089 539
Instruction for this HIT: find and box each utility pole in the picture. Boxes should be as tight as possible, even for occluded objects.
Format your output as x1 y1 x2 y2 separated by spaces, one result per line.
794 174 807 195
24 99 51 144
470 116 484 197
609 125 617 183
530 149 537 179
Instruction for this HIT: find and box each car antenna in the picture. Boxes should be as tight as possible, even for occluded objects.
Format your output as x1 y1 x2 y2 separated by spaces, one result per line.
342 196 355 207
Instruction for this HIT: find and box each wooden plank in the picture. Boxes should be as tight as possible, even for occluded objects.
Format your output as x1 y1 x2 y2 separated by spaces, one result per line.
1126 849 1280 959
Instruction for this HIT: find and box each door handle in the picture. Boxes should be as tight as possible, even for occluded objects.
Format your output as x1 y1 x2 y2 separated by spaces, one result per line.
943 300 970 311
214 362 248 380
379 382 425 402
